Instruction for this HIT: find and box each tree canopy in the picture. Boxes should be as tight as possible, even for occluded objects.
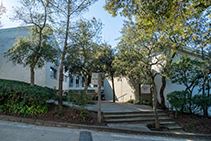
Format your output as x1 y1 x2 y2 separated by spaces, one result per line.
65 18 102 92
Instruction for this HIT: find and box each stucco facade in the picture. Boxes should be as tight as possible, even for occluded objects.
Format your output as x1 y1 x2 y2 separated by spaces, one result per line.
0 26 69 90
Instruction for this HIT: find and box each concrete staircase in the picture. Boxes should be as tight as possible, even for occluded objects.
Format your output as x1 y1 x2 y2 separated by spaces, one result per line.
103 110 183 131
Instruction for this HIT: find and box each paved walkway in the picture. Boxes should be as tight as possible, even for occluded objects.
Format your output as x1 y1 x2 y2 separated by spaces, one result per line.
85 101 161 113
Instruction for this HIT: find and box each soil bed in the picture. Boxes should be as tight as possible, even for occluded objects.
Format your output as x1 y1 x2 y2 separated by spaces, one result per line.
0 103 107 126
147 123 169 131
166 110 211 134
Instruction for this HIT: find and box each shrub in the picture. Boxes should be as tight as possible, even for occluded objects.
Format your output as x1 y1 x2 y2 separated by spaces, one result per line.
142 100 152 106
192 94 211 113
0 79 57 116
65 90 94 120
167 90 190 116
126 99 140 104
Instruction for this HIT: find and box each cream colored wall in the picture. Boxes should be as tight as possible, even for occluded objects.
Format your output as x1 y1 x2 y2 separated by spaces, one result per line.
0 27 45 86
0 26 69 90
104 77 139 102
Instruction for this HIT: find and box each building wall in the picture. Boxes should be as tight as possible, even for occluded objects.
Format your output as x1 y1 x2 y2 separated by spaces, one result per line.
104 77 138 102
0 27 46 86
0 26 70 90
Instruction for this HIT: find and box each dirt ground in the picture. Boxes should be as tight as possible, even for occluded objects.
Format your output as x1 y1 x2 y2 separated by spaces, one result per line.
166 110 211 134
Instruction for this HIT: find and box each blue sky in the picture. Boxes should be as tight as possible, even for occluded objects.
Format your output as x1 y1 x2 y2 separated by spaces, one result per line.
1 0 124 47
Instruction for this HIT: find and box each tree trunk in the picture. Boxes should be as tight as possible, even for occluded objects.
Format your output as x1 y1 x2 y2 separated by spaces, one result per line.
83 76 88 94
98 73 102 124
30 67 35 86
152 81 160 129
111 76 115 102
160 76 166 108
58 0 71 108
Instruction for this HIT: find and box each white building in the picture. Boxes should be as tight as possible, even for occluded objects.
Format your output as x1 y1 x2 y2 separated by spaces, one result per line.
104 47 208 105
0 26 99 92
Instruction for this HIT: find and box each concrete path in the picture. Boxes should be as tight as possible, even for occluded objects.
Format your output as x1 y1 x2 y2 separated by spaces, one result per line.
0 120 207 141
85 101 160 113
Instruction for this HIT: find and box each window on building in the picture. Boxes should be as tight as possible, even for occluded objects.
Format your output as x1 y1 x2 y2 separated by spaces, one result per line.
50 67 57 79
69 77 73 87
76 76 79 87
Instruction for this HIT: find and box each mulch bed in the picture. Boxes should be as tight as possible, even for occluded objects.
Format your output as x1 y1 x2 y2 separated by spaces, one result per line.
0 103 107 126
147 123 169 131
166 110 211 134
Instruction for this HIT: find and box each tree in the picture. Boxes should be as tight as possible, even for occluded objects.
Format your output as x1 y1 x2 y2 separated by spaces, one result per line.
115 21 168 129
168 55 204 113
4 0 59 86
98 43 117 102
104 0 211 109
0 1 6 28
190 13 211 117
64 18 102 93
50 0 97 108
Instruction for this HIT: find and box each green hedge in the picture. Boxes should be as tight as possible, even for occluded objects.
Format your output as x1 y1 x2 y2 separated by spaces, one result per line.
0 79 57 116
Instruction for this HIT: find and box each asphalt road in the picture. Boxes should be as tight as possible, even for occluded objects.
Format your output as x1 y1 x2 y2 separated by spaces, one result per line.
0 120 208 141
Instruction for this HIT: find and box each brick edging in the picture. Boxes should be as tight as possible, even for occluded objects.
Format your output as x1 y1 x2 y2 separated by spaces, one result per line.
0 114 210 139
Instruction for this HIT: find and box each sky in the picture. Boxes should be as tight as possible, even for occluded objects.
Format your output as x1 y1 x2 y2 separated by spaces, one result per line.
1 0 125 47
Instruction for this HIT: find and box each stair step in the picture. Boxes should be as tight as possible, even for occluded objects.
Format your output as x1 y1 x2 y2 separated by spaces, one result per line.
105 117 172 123
167 125 183 130
102 110 165 115
160 121 177 125
103 113 168 119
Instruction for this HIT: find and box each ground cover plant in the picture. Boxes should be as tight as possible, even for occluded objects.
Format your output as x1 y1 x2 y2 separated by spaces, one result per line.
0 79 57 116
0 79 104 125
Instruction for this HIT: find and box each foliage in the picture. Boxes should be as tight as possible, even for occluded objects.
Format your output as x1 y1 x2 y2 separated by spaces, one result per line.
65 90 93 120
168 55 204 113
105 0 211 113
167 90 190 115
142 100 152 106
192 94 211 112
0 79 57 116
167 90 211 116
5 0 60 86
113 21 169 129
51 0 97 108
98 43 117 102
126 99 139 104
65 18 102 92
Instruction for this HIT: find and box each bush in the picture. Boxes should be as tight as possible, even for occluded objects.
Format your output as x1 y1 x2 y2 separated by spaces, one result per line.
65 90 94 120
167 90 190 115
192 94 211 113
142 100 152 106
126 99 140 104
0 79 57 116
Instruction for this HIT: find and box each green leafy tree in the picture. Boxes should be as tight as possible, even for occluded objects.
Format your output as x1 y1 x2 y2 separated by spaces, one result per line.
98 43 117 102
50 0 97 108
0 1 6 28
65 18 102 93
190 14 211 117
104 0 211 109
168 55 204 113
4 0 59 86
115 21 168 129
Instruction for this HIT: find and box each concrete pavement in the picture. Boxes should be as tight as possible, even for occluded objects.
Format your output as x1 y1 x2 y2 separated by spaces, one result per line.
0 120 209 141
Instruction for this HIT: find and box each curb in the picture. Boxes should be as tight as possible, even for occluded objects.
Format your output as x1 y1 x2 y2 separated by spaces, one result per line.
0 114 210 139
